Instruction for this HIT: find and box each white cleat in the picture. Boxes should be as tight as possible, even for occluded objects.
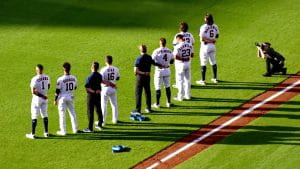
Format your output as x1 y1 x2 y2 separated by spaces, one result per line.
196 80 206 85
44 132 49 138
166 102 172 108
184 96 191 100
173 96 183 102
95 125 103 131
151 103 160 109
26 133 35 139
56 131 66 136
211 78 218 83
144 108 151 113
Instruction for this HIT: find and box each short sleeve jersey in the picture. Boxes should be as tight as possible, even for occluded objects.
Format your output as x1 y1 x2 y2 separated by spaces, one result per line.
56 74 77 97
199 24 219 45
152 47 173 68
30 74 50 97
173 42 194 60
173 32 195 46
100 66 120 85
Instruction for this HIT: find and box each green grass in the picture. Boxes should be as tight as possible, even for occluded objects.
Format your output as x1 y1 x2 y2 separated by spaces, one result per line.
0 0 299 168
176 95 300 169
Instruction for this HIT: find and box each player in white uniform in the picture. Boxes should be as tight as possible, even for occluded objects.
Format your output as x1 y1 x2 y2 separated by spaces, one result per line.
172 22 195 89
55 62 79 135
100 55 120 126
173 34 194 101
151 38 174 108
26 64 50 139
196 14 220 85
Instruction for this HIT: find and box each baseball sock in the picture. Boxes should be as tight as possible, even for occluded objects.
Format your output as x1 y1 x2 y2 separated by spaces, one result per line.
212 64 217 79
166 87 171 103
43 117 48 133
32 119 37 135
156 90 161 105
201 66 206 81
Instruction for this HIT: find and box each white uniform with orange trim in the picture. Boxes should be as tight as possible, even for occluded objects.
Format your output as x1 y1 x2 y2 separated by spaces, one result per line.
100 65 120 125
56 74 78 133
30 74 50 119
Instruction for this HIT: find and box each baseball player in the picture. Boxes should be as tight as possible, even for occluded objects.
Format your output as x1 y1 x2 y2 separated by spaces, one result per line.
151 38 174 108
173 34 194 101
100 55 120 126
26 64 50 139
54 62 79 136
196 14 220 85
172 22 195 89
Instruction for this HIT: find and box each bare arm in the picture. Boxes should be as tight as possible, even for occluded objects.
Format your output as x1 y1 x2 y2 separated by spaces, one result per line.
202 37 216 43
134 67 150 76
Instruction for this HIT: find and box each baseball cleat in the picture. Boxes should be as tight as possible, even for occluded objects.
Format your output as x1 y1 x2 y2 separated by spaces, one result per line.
144 108 151 113
211 78 218 83
166 102 172 108
95 125 103 131
82 128 93 133
26 133 35 139
262 73 271 77
196 80 206 85
56 131 66 136
43 132 49 138
173 96 183 101
184 96 191 100
151 103 160 109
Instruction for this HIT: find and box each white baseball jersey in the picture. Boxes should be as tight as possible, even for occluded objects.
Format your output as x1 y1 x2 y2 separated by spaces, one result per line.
173 32 195 46
100 66 120 86
152 47 173 76
30 74 50 101
173 42 194 61
56 75 77 98
199 24 219 45
100 65 120 126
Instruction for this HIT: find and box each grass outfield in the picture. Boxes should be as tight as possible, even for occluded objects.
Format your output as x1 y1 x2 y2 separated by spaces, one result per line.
176 95 300 169
0 0 299 169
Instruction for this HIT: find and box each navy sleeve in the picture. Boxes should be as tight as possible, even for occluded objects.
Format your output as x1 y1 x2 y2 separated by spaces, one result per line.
85 75 91 88
134 57 141 67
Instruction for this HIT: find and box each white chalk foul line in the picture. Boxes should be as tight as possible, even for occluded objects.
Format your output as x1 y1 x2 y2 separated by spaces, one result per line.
146 80 300 169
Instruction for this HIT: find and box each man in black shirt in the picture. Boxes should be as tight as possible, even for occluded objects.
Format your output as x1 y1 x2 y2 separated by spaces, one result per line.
83 62 103 132
256 42 287 77
132 45 159 114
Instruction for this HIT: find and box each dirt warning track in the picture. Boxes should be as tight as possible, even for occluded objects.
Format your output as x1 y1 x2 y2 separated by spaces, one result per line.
132 73 300 169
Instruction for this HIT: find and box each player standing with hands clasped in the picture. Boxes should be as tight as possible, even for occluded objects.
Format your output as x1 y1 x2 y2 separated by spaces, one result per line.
173 34 194 101
100 55 120 126
26 64 50 139
172 22 195 88
151 38 174 108
55 62 79 136
196 13 220 85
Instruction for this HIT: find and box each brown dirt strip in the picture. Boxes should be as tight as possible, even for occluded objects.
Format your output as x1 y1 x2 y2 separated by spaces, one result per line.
132 73 300 169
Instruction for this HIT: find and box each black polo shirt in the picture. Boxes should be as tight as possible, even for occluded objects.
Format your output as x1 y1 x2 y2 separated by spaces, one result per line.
85 72 102 91
134 53 156 72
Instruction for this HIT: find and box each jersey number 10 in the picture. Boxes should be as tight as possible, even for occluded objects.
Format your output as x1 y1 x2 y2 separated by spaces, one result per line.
65 83 74 91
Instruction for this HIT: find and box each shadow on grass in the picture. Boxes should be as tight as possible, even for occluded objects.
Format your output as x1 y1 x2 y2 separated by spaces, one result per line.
0 0 201 28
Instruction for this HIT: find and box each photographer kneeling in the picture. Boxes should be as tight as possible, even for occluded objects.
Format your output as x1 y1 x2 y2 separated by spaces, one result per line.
256 42 287 77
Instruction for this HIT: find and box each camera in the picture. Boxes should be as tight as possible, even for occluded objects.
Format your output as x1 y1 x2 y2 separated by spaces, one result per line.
255 42 261 47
